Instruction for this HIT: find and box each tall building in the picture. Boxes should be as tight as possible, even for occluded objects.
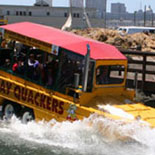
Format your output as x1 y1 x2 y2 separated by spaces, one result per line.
35 0 53 7
71 0 83 8
111 3 126 14
86 0 107 17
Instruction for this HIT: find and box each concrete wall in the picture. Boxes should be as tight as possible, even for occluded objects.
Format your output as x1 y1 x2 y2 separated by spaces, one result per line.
6 15 104 29
0 5 96 18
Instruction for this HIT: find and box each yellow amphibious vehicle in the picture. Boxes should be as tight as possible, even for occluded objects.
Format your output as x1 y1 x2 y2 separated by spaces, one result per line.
0 22 155 127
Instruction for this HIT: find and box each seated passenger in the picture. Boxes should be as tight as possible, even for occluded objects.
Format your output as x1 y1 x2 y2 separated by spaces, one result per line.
3 59 11 69
46 67 53 87
28 54 39 67
8 40 15 50
35 54 44 81
12 57 25 74
96 66 109 84
27 54 39 80
1 39 7 48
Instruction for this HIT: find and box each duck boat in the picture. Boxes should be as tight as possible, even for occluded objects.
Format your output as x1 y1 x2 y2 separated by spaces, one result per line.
0 22 155 128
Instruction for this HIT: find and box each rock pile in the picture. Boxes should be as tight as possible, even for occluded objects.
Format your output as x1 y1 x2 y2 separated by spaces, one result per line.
70 28 155 52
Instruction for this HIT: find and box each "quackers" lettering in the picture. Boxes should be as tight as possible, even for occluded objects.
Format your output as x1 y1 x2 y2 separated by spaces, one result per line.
0 79 64 115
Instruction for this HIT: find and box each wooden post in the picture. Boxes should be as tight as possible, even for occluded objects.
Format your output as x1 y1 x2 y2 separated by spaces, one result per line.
142 55 146 91
134 72 138 89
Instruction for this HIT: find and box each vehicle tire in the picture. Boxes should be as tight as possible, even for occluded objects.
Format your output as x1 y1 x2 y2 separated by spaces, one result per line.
22 111 34 124
2 102 21 120
3 104 15 120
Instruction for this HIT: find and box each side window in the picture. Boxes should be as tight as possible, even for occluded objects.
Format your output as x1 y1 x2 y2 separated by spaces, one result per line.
25 50 59 88
96 65 125 85
0 38 61 91
43 53 59 88
56 51 83 93
0 49 12 69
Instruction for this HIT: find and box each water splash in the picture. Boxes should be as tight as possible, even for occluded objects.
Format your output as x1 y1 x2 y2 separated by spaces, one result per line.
0 114 155 155
98 104 134 119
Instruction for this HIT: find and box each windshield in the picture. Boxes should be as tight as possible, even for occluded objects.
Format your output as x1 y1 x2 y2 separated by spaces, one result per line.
96 65 125 85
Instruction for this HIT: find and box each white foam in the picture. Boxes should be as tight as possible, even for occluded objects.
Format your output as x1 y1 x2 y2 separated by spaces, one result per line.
0 114 154 154
98 104 134 119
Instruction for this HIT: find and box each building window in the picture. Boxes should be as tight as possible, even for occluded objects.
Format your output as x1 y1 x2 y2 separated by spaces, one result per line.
77 13 79 18
29 12 32 16
7 11 10 15
73 13 76 18
20 11 22 16
73 13 80 18
47 12 50 16
64 12 68 17
23 12 26 16
16 11 19 16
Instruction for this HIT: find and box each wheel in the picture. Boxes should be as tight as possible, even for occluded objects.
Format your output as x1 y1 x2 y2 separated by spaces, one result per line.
3 104 15 120
2 102 21 120
22 111 34 124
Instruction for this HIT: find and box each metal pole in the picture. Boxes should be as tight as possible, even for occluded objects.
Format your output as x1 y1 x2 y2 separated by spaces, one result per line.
82 44 90 92
73 73 80 89
134 11 137 26
104 0 107 28
152 12 154 27
82 0 91 28
70 0 73 16
144 5 146 26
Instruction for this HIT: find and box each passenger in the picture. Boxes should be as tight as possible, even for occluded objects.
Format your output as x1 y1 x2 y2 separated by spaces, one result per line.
3 59 10 68
12 57 25 74
8 40 15 50
27 54 39 80
44 58 58 85
35 54 44 81
12 62 18 72
96 66 109 84
1 39 7 48
0 35 3 47
46 67 53 87
50 59 58 83
14 42 23 57
61 59 73 86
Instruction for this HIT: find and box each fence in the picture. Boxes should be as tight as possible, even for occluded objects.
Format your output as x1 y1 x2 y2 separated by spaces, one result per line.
120 49 155 94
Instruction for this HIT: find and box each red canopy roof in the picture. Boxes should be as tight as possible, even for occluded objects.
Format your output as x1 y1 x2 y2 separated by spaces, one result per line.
0 22 126 60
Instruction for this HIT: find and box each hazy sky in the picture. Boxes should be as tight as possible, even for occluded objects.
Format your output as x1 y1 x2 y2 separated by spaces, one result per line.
0 0 154 13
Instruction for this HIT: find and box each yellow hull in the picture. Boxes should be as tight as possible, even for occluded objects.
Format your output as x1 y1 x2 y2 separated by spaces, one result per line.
0 70 155 128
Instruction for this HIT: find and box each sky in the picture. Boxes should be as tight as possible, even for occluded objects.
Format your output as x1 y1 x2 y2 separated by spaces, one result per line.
0 0 154 13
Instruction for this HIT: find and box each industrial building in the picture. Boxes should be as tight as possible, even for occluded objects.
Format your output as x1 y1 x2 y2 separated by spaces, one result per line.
86 0 106 18
72 0 83 8
0 4 103 28
111 3 127 14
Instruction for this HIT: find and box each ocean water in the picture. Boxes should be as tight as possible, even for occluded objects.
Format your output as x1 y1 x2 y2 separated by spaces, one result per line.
0 114 155 155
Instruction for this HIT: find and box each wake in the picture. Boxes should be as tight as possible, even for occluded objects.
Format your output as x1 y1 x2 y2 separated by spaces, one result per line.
0 114 155 155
